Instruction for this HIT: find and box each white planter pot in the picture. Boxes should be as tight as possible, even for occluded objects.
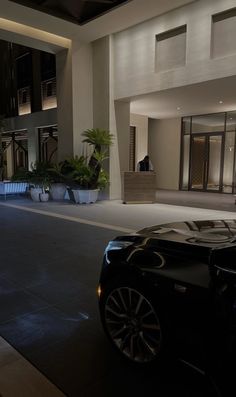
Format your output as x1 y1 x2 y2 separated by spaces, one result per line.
30 187 42 202
72 189 80 204
50 183 67 200
40 192 49 202
72 189 99 204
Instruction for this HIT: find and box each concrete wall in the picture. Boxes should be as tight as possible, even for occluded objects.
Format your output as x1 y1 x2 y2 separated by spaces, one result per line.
109 36 122 200
155 27 186 72
115 102 130 174
93 37 110 130
113 0 236 99
93 36 131 200
72 41 93 156
130 113 148 167
148 118 181 190
212 10 236 59
92 37 110 199
56 48 74 160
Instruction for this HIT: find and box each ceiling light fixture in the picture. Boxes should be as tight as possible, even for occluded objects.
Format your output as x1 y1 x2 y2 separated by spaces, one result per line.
219 100 223 104
177 106 181 110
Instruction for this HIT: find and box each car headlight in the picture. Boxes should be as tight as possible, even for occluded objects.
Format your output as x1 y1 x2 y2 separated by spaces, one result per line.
105 240 134 264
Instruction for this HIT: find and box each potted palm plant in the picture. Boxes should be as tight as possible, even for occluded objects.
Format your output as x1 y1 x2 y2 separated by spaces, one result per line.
64 128 113 204
47 162 67 200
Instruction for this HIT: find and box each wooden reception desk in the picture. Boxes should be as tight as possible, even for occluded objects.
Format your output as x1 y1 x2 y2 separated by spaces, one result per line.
123 172 156 204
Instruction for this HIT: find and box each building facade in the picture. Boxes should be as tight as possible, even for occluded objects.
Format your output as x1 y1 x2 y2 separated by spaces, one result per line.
0 42 57 178
1 0 236 197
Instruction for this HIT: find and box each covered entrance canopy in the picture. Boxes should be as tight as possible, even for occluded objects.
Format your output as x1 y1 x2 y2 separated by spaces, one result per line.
129 75 236 194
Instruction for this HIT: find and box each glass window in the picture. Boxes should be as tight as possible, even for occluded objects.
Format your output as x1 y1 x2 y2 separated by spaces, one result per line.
181 135 190 190
22 90 27 104
46 82 53 97
223 131 235 193
192 113 225 134
16 53 32 89
207 135 222 191
190 135 206 190
180 111 236 193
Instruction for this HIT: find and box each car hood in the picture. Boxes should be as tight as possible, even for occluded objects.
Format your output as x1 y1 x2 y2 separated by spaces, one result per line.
137 219 236 246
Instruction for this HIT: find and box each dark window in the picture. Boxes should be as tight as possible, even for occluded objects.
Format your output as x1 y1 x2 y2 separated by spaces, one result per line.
22 90 27 103
46 82 53 97
156 25 187 42
212 7 236 23
16 53 32 88
41 52 56 81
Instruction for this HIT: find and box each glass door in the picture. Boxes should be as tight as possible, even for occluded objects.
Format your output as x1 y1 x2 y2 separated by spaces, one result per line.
190 135 206 190
190 133 223 192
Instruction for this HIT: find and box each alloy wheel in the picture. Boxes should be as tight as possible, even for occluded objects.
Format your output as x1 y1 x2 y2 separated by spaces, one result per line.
105 287 161 363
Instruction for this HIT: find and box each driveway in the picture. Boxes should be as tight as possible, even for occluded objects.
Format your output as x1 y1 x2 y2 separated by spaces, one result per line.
0 199 233 396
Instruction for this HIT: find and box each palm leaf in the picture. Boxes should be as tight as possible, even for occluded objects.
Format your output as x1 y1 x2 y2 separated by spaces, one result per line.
82 128 113 147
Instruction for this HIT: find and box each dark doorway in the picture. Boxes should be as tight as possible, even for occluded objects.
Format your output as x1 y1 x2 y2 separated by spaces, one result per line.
180 111 236 194
1 130 28 178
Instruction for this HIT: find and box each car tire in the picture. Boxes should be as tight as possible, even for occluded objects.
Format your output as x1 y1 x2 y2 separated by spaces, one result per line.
100 278 164 364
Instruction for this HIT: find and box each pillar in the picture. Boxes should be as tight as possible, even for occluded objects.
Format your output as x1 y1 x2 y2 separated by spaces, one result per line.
56 48 74 160
71 40 93 156
56 41 93 161
93 35 130 199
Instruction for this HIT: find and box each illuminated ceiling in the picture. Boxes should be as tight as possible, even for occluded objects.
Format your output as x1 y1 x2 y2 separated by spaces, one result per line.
130 76 236 119
10 0 130 25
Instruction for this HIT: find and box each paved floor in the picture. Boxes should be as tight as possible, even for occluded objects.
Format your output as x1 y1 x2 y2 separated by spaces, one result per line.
0 190 235 397
156 189 236 212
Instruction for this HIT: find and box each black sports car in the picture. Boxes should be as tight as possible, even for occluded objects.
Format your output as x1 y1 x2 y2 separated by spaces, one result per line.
98 219 236 396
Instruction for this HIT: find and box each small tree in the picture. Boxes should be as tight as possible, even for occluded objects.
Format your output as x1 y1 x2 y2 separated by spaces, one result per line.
82 128 113 189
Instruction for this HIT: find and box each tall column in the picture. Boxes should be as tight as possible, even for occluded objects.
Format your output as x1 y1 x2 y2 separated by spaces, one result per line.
71 41 93 156
56 36 129 198
93 37 110 130
93 35 130 199
56 48 74 160
56 41 93 161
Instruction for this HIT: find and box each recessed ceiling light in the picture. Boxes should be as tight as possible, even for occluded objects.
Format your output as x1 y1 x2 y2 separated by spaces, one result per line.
230 117 233 120
177 106 181 110
219 100 223 104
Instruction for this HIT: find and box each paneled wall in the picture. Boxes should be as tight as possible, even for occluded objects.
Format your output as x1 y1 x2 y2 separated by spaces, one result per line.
148 118 181 190
113 0 236 100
